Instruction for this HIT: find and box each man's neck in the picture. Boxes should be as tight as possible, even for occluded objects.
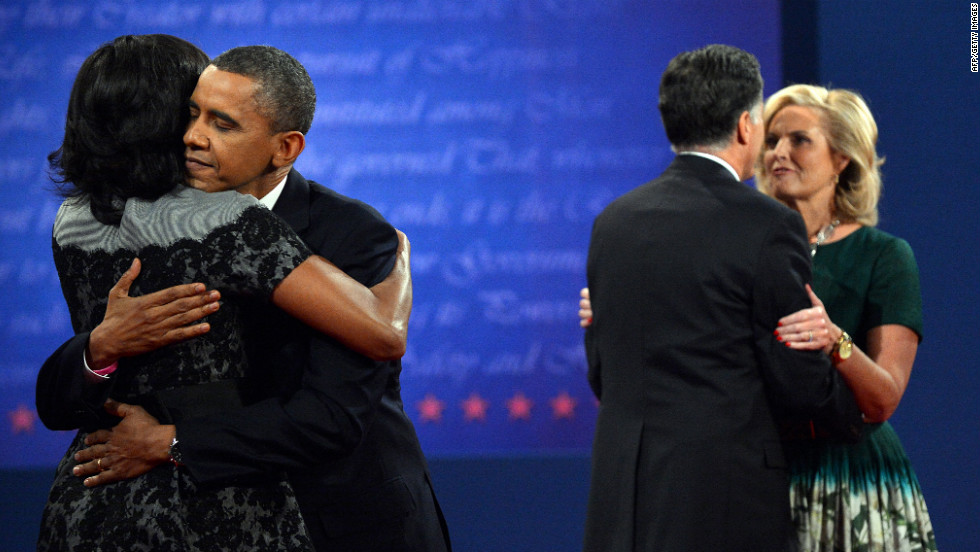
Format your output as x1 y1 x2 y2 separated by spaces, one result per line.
681 130 754 181
257 173 290 210
240 166 292 201
678 150 741 181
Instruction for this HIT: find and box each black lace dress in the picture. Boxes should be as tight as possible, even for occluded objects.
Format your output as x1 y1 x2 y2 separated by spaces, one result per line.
39 185 314 552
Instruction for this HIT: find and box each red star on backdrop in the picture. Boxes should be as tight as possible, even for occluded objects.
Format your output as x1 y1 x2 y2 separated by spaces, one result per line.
461 393 489 422
8 404 36 434
506 392 533 420
416 394 446 423
549 391 577 419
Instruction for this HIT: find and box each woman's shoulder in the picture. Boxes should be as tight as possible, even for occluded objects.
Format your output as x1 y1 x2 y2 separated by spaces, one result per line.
847 226 916 259
52 197 121 252
53 196 93 234
122 186 266 247
837 226 920 292
154 185 261 218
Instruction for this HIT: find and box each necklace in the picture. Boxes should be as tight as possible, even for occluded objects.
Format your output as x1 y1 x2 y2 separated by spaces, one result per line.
809 219 840 257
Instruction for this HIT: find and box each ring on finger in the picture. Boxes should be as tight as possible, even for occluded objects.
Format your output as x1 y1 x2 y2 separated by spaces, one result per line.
807 330 814 342
97 458 104 472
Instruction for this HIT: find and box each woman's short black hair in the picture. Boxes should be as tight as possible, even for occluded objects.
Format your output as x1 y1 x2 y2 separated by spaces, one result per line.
49 34 210 225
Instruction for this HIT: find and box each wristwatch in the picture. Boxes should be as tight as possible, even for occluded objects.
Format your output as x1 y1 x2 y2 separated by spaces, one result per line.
832 331 853 364
168 436 185 466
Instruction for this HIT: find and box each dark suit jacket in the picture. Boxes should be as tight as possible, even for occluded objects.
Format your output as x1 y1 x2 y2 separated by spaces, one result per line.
36 170 450 552
583 155 861 552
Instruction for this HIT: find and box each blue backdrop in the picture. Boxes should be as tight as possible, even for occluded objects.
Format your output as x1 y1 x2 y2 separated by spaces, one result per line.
2 1 977 551
0 0 782 461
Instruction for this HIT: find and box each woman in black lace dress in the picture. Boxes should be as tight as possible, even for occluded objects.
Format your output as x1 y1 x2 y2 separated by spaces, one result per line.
38 35 410 552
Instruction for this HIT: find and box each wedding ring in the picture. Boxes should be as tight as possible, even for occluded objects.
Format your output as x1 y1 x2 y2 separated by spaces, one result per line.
97 458 104 472
807 330 814 342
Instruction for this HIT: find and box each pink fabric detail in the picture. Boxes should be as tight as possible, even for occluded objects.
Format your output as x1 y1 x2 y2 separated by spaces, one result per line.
92 362 118 376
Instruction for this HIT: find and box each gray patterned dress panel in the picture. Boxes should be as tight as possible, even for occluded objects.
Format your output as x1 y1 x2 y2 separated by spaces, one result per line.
40 185 315 551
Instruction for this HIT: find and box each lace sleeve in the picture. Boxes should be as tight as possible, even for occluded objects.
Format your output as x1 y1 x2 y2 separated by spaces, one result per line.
205 205 312 297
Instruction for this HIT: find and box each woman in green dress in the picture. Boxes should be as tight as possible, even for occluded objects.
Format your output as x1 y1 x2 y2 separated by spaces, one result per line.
761 84 937 552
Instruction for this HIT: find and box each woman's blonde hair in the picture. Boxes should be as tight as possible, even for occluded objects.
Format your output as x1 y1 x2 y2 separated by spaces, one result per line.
756 84 883 226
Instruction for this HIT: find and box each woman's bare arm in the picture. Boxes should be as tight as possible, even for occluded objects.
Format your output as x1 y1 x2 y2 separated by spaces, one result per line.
271 230 412 361
776 284 916 422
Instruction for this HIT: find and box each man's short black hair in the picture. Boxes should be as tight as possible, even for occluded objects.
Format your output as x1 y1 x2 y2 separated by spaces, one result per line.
658 44 763 150
210 45 316 135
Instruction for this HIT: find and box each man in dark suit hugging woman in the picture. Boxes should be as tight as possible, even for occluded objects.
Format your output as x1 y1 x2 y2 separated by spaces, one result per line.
582 44 862 552
39 44 450 552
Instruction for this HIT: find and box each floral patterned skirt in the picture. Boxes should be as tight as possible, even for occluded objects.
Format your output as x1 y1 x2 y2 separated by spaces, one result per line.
785 422 937 552
38 432 313 552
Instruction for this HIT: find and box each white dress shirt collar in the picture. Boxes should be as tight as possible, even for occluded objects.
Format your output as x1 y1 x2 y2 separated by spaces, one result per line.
257 174 289 210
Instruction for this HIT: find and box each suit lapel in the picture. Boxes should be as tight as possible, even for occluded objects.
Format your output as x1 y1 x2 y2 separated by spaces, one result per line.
272 169 312 234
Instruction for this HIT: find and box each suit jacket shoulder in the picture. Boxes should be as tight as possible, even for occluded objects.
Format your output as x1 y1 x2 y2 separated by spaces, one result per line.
275 170 397 285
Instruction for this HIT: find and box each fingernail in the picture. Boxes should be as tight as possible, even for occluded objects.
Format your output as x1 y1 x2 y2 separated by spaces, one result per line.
777 322 783 327
73 466 80 475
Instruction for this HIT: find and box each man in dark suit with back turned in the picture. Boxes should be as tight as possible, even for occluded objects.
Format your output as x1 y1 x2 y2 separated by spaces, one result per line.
36 46 450 552
582 44 862 552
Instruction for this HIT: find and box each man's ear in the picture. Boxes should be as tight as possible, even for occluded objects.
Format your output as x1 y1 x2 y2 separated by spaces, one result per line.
272 131 306 168
736 110 754 145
